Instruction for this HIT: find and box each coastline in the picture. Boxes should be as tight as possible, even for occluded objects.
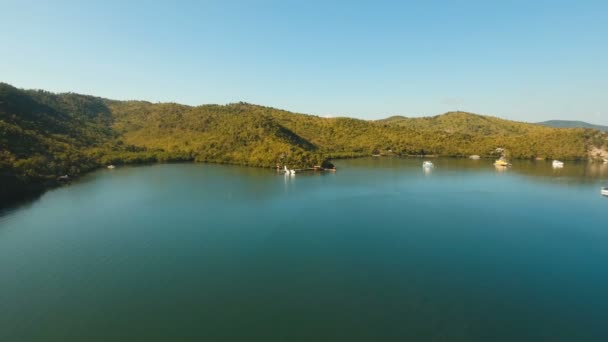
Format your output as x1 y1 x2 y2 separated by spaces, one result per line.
4 153 605 211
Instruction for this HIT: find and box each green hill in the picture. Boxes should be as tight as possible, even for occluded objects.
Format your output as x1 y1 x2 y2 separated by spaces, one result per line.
107 101 322 167
1 83 607 201
537 120 608 132
378 111 545 135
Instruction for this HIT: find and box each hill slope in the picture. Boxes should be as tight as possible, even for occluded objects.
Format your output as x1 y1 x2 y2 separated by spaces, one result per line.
108 101 322 167
378 111 548 135
537 120 608 132
1 83 607 201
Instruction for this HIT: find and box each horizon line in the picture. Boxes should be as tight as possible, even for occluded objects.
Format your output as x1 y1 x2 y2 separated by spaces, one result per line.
2 81 604 126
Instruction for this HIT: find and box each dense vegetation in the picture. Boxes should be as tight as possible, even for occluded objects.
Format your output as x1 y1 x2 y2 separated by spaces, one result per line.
537 120 608 132
1 83 606 201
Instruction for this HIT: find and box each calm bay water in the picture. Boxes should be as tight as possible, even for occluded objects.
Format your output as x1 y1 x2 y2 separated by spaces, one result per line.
1 158 607 341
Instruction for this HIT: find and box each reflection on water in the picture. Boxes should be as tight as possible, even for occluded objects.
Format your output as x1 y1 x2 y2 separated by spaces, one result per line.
348 157 608 185
1 158 607 342
494 165 509 173
339 156 608 178
283 171 295 192
508 159 608 184
2 159 607 217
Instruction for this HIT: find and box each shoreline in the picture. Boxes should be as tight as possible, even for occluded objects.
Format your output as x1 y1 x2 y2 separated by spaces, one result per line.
4 154 605 211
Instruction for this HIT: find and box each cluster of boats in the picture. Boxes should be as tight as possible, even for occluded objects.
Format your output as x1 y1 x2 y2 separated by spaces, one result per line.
422 158 608 197
423 157 567 169
491 158 564 168
421 158 516 168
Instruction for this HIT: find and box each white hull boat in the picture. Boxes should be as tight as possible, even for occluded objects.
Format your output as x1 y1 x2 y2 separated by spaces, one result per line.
422 161 434 168
602 188 608 197
284 166 296 175
552 160 564 168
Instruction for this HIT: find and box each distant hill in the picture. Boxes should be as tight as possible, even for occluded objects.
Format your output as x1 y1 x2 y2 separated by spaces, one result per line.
537 120 608 132
376 111 538 136
1 82 607 201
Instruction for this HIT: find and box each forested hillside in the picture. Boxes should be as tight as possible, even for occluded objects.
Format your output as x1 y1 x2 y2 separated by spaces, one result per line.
1 83 606 201
380 112 541 135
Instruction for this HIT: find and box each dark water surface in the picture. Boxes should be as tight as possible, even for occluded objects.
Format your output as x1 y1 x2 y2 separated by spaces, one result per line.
1 158 607 341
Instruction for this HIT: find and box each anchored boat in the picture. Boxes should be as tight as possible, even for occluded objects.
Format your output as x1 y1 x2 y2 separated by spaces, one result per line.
552 160 564 168
422 161 434 168
494 157 511 167
283 166 296 175
602 188 608 197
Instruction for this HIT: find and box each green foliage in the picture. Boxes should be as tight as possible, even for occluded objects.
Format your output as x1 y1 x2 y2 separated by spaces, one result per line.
1 83 607 199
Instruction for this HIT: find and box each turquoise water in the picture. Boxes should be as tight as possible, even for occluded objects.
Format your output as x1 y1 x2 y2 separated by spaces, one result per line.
1 158 607 341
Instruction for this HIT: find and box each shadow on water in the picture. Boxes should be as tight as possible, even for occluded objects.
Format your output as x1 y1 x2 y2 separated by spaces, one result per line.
0 162 339 218
2 159 607 218
0 195 42 219
0 183 46 218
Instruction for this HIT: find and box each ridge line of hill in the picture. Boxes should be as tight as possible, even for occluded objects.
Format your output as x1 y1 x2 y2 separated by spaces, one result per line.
1 82 607 202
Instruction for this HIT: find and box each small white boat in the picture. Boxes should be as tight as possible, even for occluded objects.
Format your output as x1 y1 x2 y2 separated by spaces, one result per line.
107 165 115 169
469 155 480 160
552 160 564 168
602 187 608 197
422 161 434 168
494 157 511 167
284 166 296 175
603 159 608 164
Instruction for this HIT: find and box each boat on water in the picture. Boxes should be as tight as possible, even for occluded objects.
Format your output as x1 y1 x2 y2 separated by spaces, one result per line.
602 188 608 197
469 155 480 160
283 166 296 175
107 165 115 169
494 157 511 167
552 160 564 168
604 159 608 164
422 161 434 168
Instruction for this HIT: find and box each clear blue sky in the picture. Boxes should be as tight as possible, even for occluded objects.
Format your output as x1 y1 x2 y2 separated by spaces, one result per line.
1 0 607 124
